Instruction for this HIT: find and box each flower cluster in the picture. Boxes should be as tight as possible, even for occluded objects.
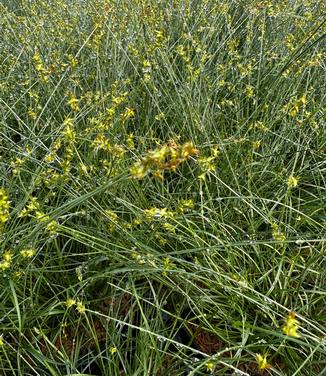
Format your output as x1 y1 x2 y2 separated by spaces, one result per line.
131 141 198 179
271 223 286 243
0 250 12 271
64 299 86 314
283 311 300 338
255 353 271 370
0 188 10 232
287 176 299 189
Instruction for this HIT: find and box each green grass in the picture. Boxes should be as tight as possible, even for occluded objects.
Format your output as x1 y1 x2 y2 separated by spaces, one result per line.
0 0 325 375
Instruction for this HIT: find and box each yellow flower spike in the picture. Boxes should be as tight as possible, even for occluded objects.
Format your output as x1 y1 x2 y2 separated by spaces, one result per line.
206 361 214 372
122 107 135 120
255 354 271 370
142 60 152 70
32 52 49 83
0 261 11 271
63 117 74 127
252 140 261 149
46 220 58 235
130 161 148 179
106 107 115 120
14 271 25 278
20 248 36 258
0 334 5 347
180 142 199 159
162 257 171 276
246 84 255 98
148 145 169 163
159 238 167 246
112 95 126 105
131 141 198 179
271 223 286 243
3 250 13 263
153 170 164 180
63 122 76 143
0 251 13 271
127 133 134 150
178 199 194 212
27 107 37 120
109 346 117 355
76 301 86 314
155 112 165 121
67 54 78 68
283 311 300 337
284 326 299 337
65 299 76 308
67 93 80 112
163 222 175 233
144 207 161 220
287 176 299 189
0 188 10 230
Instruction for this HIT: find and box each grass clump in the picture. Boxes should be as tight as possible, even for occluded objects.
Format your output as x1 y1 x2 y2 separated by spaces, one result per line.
0 0 325 375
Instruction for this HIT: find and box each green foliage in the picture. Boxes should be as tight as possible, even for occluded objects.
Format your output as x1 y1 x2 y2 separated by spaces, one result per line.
0 0 325 375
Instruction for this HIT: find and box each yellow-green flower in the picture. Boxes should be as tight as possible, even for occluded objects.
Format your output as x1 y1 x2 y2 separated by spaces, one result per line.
271 223 286 243
122 107 135 120
178 199 194 212
0 188 10 230
109 346 117 355
0 261 10 271
65 299 76 308
76 301 86 314
67 93 80 112
283 311 300 337
162 222 175 233
20 248 36 258
3 250 12 263
206 361 214 372
18 197 39 218
255 353 271 370
0 250 13 271
162 257 171 276
47 220 58 234
287 176 299 189
0 334 4 347
252 140 261 149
